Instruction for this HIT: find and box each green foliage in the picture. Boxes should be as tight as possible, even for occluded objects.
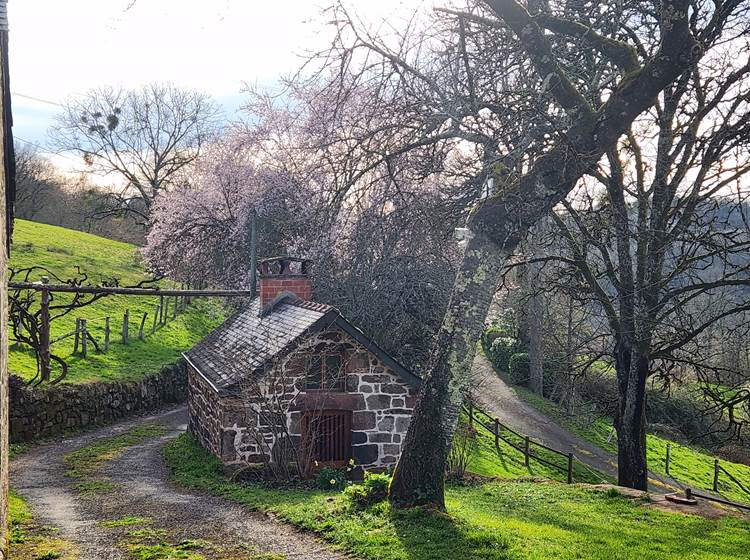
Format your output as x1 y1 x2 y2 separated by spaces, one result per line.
489 337 523 373
164 434 750 560
344 472 391 508
10 219 227 384
315 466 348 491
508 352 530 385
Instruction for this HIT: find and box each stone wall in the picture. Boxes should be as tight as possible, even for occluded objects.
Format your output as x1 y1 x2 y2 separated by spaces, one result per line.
189 327 418 471
187 364 225 458
9 360 188 443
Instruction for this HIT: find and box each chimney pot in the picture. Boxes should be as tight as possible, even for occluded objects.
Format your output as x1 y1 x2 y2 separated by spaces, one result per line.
258 256 313 308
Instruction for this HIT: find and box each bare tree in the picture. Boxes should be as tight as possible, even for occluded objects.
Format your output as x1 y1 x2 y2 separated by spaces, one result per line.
49 83 221 224
302 0 719 507
14 142 58 220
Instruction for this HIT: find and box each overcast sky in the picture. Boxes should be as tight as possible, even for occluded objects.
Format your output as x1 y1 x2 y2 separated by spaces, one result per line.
8 0 428 160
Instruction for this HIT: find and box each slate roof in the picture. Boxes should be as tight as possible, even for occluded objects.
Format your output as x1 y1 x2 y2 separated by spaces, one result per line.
184 295 421 394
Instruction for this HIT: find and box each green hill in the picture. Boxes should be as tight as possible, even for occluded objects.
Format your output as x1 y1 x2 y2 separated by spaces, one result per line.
9 219 227 384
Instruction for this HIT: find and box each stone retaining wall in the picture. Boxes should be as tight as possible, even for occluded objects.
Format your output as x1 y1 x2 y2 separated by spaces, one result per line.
9 360 188 442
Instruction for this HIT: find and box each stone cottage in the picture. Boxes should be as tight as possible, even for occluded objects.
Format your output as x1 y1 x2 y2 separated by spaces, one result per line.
184 256 421 473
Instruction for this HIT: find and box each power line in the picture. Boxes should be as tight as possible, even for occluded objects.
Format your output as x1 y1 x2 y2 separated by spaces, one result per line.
11 91 65 108
14 136 79 164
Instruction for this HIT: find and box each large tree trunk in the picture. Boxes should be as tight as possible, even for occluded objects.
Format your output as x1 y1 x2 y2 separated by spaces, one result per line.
388 0 697 510
613 339 649 490
389 233 507 508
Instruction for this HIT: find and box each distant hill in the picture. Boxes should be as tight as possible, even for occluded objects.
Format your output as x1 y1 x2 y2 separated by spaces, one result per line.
9 220 227 384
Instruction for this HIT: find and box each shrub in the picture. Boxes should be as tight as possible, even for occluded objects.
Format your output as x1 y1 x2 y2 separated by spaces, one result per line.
446 422 477 479
508 353 530 385
488 336 521 371
315 466 347 491
344 472 391 508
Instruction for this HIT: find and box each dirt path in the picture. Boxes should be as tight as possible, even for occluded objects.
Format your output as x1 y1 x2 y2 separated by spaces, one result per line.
11 407 351 560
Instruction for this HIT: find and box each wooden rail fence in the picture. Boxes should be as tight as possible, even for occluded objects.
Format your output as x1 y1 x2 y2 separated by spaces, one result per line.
664 442 750 501
467 402 577 484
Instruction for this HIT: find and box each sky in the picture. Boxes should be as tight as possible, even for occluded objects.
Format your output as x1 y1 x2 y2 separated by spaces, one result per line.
7 0 428 169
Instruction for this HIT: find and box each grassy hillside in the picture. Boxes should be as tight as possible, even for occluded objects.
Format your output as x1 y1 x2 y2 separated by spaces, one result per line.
9 219 227 384
516 387 750 505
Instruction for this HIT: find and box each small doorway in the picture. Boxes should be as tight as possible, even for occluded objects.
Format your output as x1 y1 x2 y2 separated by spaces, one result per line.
301 410 352 469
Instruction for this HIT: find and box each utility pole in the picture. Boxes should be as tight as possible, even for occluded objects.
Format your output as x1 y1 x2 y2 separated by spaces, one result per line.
0 1 13 557
248 207 258 298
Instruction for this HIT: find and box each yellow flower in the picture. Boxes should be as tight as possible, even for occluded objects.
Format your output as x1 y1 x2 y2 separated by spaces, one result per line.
330 479 337 485
348 458 355 466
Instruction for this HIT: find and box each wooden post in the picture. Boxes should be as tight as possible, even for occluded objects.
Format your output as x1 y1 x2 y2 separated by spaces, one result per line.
159 295 165 324
494 419 500 449
72 317 80 355
172 295 177 319
39 286 51 382
138 312 147 340
152 305 160 333
567 453 574 484
249 207 258 298
524 436 530 467
713 459 720 492
665 443 671 475
80 319 87 358
103 317 110 352
122 309 129 344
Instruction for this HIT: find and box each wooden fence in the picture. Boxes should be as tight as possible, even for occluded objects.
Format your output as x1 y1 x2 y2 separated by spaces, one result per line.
48 294 194 358
467 402 577 484
10 281 254 382
663 442 750 501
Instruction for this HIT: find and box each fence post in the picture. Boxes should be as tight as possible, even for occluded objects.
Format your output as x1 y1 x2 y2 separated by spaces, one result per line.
494 419 499 449
138 312 147 340
172 295 177 319
122 309 129 344
524 436 530 467
104 317 110 352
567 453 574 484
160 295 165 324
713 459 720 492
80 319 88 358
665 443 671 475
39 285 51 382
73 318 80 354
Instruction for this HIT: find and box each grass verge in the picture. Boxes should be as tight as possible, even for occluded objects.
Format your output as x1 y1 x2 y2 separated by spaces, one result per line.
65 423 168 494
164 433 750 560
9 489 78 560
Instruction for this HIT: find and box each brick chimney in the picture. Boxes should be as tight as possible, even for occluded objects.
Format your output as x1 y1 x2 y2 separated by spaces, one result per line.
258 256 313 309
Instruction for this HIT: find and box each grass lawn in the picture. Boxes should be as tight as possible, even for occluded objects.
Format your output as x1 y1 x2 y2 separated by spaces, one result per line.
10 219 228 384
164 433 750 560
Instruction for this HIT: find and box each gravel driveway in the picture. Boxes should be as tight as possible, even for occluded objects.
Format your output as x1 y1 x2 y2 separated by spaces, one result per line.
10 407 351 560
